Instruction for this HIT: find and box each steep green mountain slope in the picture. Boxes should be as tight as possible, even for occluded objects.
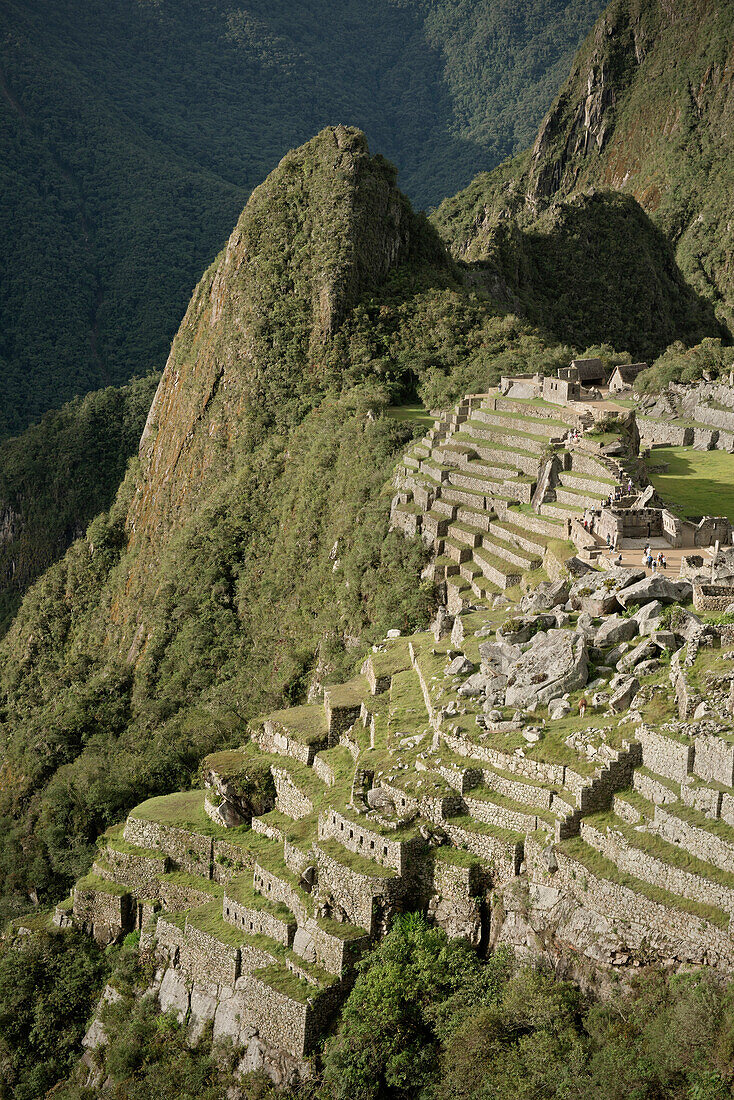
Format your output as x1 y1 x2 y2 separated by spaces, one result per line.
434 0 734 334
0 0 608 436
0 374 159 635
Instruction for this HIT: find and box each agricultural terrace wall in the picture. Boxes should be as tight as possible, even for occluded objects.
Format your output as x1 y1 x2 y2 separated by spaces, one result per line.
223 893 294 946
579 822 734 914
693 404 734 434
159 879 218 912
439 729 568 788
639 419 692 446
181 923 241 985
73 884 133 942
432 854 487 900
105 846 168 896
636 725 693 781
229 974 311 1058
525 837 734 970
258 721 319 765
124 816 213 877
693 734 734 786
318 810 425 875
441 821 521 883
633 769 679 806
155 915 187 952
212 836 261 884
273 768 313 819
252 864 306 924
313 844 404 934
655 806 734 874
295 918 369 976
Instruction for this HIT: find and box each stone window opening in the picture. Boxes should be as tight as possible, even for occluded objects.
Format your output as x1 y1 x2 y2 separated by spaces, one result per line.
383 846 388 856
370 840 375 849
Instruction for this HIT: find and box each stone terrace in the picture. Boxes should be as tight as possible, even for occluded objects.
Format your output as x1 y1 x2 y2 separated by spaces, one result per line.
391 392 624 605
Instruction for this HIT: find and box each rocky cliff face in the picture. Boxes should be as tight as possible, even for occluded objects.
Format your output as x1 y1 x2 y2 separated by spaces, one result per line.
129 127 415 558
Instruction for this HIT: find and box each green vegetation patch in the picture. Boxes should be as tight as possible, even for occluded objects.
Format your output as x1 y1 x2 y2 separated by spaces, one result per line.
159 872 223 898
263 703 328 746
647 447 734 521
75 873 128 898
129 789 252 841
432 845 483 870
185 899 248 947
254 964 315 1004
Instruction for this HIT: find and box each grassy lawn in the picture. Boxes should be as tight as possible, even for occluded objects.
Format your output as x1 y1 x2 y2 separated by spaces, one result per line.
646 446 734 520
385 403 434 429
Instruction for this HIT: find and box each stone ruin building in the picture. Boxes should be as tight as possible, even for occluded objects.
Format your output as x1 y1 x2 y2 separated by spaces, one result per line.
47 367 734 1084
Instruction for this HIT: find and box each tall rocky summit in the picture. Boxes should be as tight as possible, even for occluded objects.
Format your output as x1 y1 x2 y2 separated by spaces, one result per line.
434 0 734 332
129 125 417 553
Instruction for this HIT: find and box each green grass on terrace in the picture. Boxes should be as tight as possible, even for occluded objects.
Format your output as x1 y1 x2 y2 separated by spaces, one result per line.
667 802 734 843
129 789 253 840
464 785 557 826
317 837 397 878
445 814 524 846
587 811 734 891
159 871 223 897
254 964 316 1003
75 872 129 897
324 676 369 711
646 446 734 522
385 404 434 429
225 874 295 921
367 638 412 681
432 845 484 869
560 837 730 930
262 703 328 746
99 828 166 863
634 766 681 796
185 899 248 947
316 914 369 940
388 668 429 736
613 789 656 821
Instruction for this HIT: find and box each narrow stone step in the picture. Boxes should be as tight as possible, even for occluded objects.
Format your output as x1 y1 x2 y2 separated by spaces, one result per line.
472 545 522 589
489 519 549 557
481 531 540 570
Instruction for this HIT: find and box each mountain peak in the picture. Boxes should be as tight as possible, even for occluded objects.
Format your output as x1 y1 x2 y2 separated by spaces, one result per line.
132 125 419 553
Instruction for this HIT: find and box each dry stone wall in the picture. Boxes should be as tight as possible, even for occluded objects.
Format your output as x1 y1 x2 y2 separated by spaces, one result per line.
579 822 734 914
124 817 213 877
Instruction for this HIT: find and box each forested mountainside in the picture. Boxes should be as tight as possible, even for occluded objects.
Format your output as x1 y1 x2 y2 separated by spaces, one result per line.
0 374 159 635
0 0 607 437
433 0 734 334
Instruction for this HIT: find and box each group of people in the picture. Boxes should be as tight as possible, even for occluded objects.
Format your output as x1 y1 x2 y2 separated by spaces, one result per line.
642 544 667 571
567 428 583 444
